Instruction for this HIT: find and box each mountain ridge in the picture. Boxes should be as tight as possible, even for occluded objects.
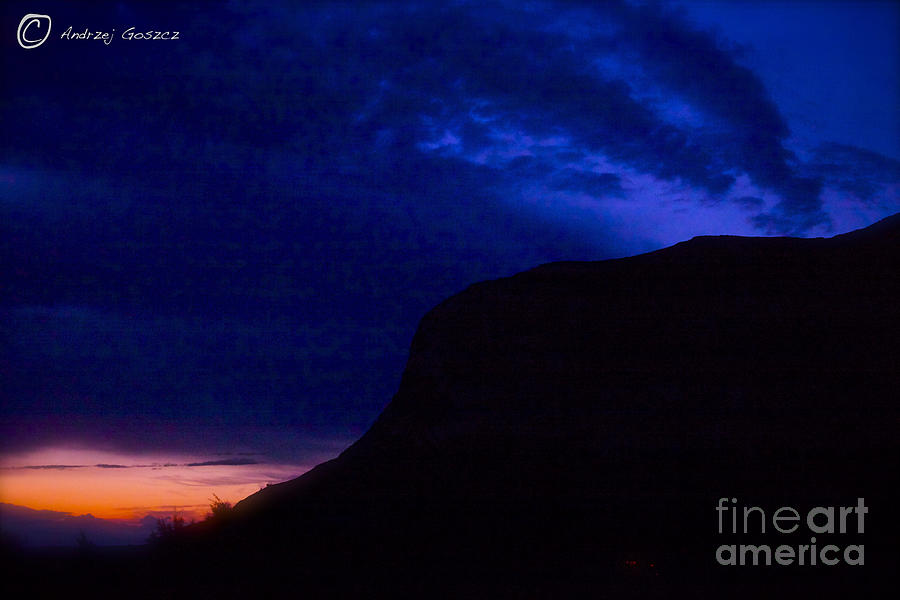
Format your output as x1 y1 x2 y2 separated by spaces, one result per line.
222 213 899 595
236 212 898 506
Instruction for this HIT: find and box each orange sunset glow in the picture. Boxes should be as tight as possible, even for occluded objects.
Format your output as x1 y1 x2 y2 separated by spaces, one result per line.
0 447 309 523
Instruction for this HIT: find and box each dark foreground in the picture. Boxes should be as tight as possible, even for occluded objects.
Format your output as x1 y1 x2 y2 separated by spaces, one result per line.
4 529 895 598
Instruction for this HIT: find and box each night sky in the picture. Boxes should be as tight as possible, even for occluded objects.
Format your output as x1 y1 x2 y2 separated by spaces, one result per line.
2 1 898 541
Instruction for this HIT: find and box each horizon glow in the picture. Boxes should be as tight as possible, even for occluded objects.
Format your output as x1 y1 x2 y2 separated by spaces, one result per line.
0 447 311 522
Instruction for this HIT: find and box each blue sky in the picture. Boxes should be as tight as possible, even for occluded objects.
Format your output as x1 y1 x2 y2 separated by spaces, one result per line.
682 1 899 161
1 1 898 538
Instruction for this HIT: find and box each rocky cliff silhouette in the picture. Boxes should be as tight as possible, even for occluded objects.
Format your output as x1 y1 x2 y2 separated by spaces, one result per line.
212 215 900 595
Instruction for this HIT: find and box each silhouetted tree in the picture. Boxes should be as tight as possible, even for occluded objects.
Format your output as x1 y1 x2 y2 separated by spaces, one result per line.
75 530 95 551
148 511 189 547
206 494 234 523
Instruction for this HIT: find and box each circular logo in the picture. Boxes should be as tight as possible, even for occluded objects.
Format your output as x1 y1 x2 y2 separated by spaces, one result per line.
17 14 52 49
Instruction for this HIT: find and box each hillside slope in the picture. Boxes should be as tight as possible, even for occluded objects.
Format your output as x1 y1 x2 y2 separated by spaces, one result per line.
225 214 899 595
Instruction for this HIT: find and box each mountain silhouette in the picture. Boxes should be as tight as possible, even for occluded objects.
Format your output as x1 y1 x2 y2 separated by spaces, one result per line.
12 216 896 597
199 213 897 596
213 214 899 596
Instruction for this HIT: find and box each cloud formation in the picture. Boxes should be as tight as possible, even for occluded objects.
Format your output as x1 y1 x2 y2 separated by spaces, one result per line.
1 0 897 464
185 458 259 467
4 0 894 240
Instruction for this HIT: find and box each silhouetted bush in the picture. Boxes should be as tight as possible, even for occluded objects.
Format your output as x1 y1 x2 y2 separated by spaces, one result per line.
147 511 190 547
206 494 234 523
75 530 96 552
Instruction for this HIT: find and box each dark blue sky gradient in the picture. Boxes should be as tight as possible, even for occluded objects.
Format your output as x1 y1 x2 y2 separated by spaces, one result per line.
2 1 898 462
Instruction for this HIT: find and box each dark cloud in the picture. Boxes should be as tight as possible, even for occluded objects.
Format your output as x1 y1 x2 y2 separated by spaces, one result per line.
338 0 831 230
749 210 827 237
750 177 827 235
365 3 738 195
185 458 259 467
735 196 765 211
6 459 262 470
13 465 85 470
599 1 785 141
549 169 624 198
805 143 900 202
1 0 897 462
580 0 827 229
0 0 876 241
